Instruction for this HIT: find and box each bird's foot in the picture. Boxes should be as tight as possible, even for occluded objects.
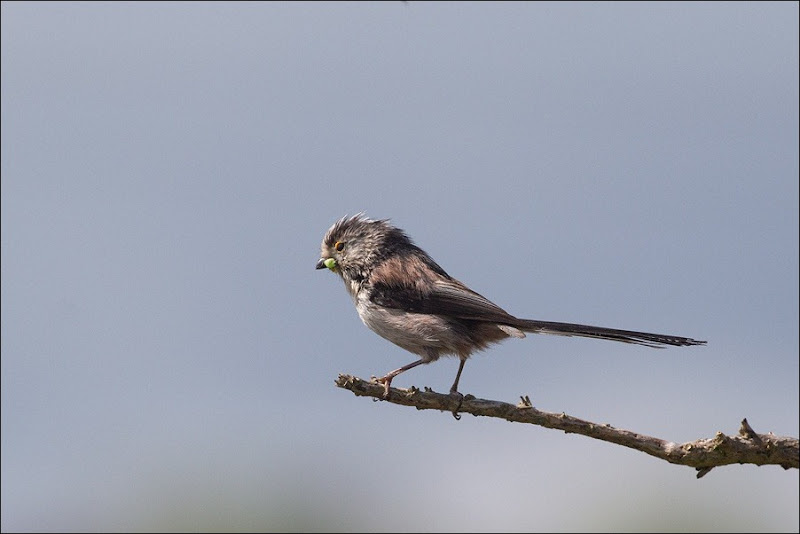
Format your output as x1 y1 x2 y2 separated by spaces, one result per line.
449 389 464 420
372 374 393 400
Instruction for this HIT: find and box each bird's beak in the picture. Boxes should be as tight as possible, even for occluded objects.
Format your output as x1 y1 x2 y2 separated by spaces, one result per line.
316 258 337 270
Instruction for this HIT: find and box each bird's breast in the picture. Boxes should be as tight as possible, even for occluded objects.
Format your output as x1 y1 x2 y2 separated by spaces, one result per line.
354 292 464 360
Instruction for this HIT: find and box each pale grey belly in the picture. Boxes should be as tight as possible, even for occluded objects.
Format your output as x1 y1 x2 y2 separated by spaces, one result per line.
355 298 459 361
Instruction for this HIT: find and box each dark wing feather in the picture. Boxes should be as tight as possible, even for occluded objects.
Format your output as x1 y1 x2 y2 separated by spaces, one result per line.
370 269 519 324
413 279 519 322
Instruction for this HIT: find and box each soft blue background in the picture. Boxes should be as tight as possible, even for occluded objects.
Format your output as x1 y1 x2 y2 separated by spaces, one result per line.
2 2 798 532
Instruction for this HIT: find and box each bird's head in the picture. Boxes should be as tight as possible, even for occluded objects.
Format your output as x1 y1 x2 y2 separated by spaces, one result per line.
316 214 411 280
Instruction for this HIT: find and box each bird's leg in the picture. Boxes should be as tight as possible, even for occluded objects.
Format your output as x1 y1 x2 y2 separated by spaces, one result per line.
449 358 467 419
449 357 467 395
376 358 426 399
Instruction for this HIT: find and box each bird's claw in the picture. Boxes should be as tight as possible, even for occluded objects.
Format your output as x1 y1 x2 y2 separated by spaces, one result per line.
449 390 464 420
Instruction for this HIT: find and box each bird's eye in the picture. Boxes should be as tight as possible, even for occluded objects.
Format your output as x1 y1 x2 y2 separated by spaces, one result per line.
334 241 345 252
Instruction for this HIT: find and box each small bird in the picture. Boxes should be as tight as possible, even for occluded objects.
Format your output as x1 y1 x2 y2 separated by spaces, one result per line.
316 214 705 399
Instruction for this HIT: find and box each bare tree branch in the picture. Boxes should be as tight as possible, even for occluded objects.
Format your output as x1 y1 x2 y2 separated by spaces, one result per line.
335 374 799 478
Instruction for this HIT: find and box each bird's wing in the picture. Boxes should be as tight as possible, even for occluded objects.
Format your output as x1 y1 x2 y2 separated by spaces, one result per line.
369 257 517 323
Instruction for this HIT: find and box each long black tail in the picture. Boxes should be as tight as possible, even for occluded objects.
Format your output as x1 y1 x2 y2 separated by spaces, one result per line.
514 319 706 348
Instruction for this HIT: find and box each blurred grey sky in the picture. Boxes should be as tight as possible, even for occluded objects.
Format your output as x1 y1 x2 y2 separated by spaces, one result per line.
2 2 798 532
